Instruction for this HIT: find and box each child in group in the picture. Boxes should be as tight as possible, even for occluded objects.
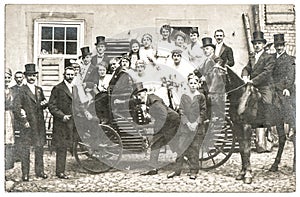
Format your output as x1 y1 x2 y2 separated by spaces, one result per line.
167 73 207 180
127 39 141 71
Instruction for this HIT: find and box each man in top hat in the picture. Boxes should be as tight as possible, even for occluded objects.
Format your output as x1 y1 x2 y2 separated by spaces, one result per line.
14 63 48 181
134 82 180 176
91 36 110 67
239 31 275 183
214 29 235 67
271 33 295 172
188 27 205 67
79 46 99 86
194 37 225 121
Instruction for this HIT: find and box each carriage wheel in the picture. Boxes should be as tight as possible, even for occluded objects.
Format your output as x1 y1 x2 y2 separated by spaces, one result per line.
74 124 123 173
199 116 236 170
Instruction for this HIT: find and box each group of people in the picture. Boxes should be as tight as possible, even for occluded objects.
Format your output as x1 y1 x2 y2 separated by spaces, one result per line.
4 24 295 184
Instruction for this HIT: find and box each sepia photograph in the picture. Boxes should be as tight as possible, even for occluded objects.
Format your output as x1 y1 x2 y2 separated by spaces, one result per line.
2 0 297 194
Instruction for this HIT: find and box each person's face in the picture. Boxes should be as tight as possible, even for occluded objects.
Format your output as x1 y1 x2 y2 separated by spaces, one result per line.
98 65 107 77
131 43 140 53
83 55 92 65
136 63 145 74
64 69 75 83
136 91 147 103
161 28 170 40
203 46 214 57
142 37 152 48
274 43 285 54
190 33 198 43
175 36 185 47
25 73 37 84
14 73 24 85
110 60 119 71
188 78 199 93
121 59 130 70
5 73 12 87
253 41 265 53
72 64 80 76
96 44 106 54
214 31 224 44
172 53 182 64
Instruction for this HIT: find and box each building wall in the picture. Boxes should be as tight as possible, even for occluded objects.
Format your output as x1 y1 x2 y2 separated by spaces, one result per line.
5 4 256 76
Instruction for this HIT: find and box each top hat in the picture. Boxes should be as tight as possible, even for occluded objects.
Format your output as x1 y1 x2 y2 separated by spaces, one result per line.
5 67 12 76
80 47 92 58
132 82 147 95
190 27 199 36
273 34 286 45
201 37 215 49
24 63 38 75
95 36 106 46
251 31 267 44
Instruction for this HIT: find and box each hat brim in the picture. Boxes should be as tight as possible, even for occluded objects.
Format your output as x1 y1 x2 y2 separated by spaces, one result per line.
133 88 147 95
251 39 267 44
201 44 216 49
95 42 106 46
274 41 286 45
24 71 38 75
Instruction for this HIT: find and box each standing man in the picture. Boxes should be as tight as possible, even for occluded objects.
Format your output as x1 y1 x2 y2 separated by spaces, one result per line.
10 71 25 162
48 66 76 179
271 33 295 171
214 29 235 67
134 83 181 176
91 36 110 66
14 64 48 181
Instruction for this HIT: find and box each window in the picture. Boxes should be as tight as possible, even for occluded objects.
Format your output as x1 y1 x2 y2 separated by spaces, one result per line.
39 24 80 55
265 4 295 25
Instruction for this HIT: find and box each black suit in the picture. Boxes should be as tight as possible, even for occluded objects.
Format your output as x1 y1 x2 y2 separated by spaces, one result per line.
145 94 181 168
91 54 110 67
217 43 234 67
14 84 47 177
48 81 76 175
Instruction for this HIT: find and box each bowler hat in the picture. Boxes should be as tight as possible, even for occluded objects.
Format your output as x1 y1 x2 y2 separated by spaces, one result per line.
95 36 106 46
132 82 147 95
201 37 215 49
24 63 38 75
80 47 92 58
251 31 267 44
273 34 286 45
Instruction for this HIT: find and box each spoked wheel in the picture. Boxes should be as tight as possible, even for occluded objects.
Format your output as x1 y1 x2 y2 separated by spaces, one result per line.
199 116 236 170
74 124 123 173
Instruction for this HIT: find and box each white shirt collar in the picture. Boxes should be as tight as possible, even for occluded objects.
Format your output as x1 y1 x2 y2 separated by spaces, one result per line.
64 80 73 93
27 83 35 94
276 51 285 58
255 50 264 61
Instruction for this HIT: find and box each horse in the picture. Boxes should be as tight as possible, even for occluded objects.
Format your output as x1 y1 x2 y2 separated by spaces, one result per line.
225 67 293 184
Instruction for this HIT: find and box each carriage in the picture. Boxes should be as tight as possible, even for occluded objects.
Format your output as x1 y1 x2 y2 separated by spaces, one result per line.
70 68 239 174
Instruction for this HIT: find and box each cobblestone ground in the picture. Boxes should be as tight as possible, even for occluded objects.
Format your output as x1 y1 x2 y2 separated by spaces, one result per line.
5 141 295 193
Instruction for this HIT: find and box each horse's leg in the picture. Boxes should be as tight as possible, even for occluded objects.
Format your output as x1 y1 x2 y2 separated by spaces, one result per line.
269 122 286 171
236 123 253 183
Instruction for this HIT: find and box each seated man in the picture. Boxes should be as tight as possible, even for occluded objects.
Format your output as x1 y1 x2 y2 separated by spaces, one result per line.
132 82 181 175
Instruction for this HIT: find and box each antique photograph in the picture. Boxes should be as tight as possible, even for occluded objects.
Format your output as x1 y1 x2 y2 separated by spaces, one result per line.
3 1 296 193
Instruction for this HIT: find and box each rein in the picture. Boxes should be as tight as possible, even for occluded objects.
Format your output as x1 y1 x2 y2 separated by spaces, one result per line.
226 83 246 94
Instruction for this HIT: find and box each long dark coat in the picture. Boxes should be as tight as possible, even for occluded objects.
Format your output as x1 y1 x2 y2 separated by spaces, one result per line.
218 43 235 67
48 81 76 148
14 85 47 146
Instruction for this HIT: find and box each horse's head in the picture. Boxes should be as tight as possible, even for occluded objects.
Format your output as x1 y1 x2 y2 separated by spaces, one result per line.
237 83 261 119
